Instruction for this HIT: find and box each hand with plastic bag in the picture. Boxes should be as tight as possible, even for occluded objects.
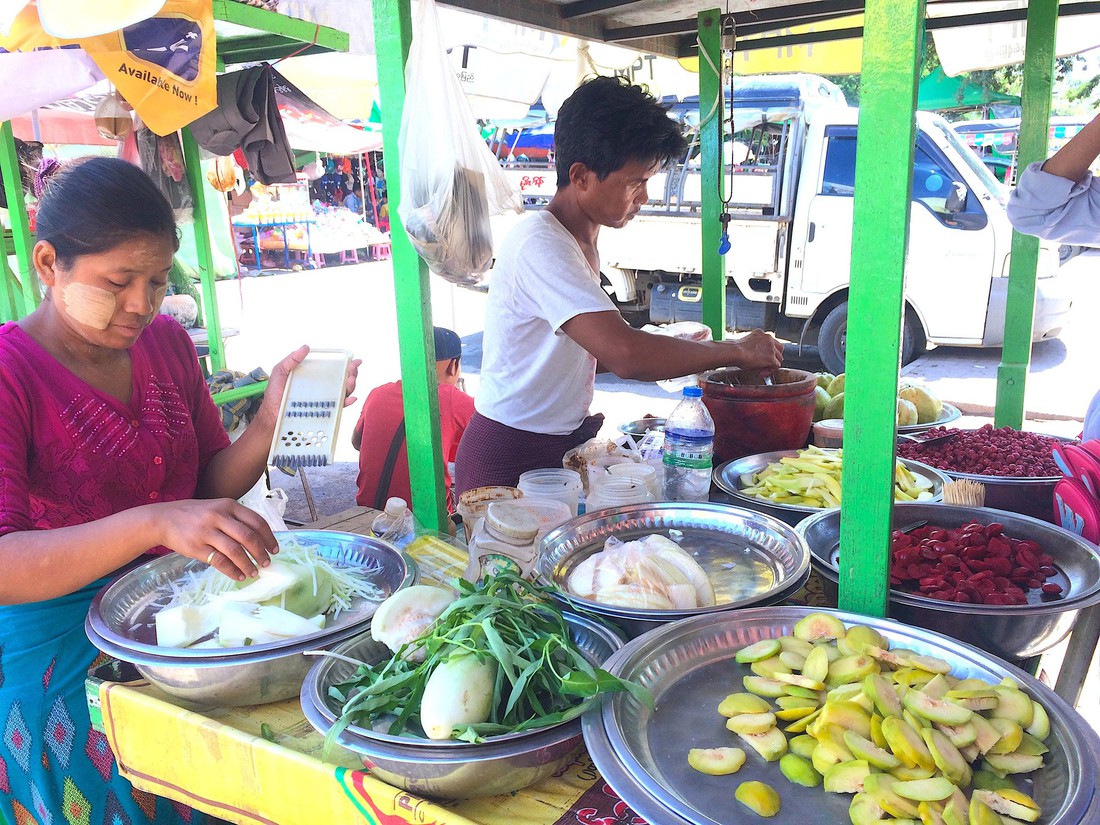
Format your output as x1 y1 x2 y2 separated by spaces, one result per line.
398 0 523 286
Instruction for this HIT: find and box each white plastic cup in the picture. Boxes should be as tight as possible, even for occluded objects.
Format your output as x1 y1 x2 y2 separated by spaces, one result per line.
509 496 573 542
517 468 583 517
606 462 661 500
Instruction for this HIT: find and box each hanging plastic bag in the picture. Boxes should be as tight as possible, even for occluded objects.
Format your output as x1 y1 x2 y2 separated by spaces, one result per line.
398 0 522 286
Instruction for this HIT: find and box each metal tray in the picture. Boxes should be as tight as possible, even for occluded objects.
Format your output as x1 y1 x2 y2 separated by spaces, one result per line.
713 450 951 524
897 401 962 434
301 611 623 749
537 502 810 618
86 530 417 662
582 606 1099 825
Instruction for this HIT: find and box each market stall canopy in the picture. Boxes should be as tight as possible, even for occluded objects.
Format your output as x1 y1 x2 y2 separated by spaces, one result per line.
428 0 1100 74
271 66 382 154
917 67 1021 112
0 0 216 135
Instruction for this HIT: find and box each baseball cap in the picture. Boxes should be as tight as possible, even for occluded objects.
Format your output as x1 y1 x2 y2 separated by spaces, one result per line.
433 327 462 362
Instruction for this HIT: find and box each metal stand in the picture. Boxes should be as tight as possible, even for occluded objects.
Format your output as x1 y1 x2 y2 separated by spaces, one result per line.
1054 603 1100 707
298 467 319 523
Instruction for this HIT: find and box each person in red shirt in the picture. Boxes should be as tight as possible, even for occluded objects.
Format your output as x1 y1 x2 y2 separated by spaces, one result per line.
352 327 475 512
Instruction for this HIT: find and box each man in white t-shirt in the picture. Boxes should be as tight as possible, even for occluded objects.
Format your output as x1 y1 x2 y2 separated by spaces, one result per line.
454 76 784 494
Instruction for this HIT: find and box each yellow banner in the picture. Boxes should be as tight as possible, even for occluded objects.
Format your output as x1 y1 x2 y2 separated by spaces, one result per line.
680 14 864 77
0 0 215 136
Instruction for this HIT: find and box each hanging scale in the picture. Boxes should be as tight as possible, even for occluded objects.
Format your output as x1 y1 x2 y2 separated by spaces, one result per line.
718 13 736 256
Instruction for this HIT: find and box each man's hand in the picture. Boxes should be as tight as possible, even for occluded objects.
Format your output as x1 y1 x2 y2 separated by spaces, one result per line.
721 329 784 372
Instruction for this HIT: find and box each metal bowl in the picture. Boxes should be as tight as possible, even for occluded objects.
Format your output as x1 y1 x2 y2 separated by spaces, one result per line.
896 432 1072 523
897 401 962 434
713 449 952 526
300 612 624 799
85 530 417 706
797 503 1100 660
536 502 810 639
582 606 1100 825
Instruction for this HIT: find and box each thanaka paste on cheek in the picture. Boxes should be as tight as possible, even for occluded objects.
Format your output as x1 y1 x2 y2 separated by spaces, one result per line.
58 282 116 330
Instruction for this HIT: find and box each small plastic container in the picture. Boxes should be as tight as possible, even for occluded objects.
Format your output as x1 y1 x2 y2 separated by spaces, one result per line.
464 500 542 581
370 497 416 548
509 496 573 542
456 486 522 544
606 462 661 500
812 418 844 449
517 468 583 517
585 478 655 512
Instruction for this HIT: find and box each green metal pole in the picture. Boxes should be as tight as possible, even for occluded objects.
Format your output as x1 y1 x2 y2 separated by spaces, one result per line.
372 0 448 533
0 121 36 316
1 239 20 323
180 127 227 373
837 0 925 618
994 0 1057 429
698 9 727 340
211 380 268 407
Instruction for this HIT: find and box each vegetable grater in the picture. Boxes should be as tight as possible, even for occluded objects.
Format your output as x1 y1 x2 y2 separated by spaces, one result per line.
267 349 351 470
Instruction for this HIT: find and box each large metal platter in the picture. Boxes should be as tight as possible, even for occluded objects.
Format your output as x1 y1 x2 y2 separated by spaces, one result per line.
537 502 810 618
86 530 417 662
897 401 961 434
582 606 1098 825
713 450 951 523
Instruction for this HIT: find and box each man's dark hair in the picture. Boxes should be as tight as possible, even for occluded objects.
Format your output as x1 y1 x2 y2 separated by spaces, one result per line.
553 75 687 188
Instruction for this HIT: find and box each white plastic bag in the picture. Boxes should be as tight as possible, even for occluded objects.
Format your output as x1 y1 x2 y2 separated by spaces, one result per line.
398 0 522 286
239 475 289 534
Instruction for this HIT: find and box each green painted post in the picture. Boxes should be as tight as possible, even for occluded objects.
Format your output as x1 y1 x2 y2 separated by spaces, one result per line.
0 121 36 316
180 127 227 373
1 238 20 323
837 0 925 618
372 0 448 533
994 0 1057 429
698 9 727 340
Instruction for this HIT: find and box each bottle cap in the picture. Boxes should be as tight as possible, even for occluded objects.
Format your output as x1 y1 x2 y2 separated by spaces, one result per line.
484 501 540 543
683 386 703 398
384 497 408 517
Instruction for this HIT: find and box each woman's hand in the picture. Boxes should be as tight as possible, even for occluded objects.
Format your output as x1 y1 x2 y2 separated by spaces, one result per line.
343 356 361 406
152 499 279 580
722 329 784 371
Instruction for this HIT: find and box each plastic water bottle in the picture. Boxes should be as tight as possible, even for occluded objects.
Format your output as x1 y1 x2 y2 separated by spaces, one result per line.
662 387 715 502
370 497 416 548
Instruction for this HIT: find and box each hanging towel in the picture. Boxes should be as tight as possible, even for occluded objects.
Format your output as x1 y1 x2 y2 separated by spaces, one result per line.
190 63 295 185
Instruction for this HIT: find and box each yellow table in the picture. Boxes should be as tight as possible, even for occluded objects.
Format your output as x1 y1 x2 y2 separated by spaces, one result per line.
89 508 633 825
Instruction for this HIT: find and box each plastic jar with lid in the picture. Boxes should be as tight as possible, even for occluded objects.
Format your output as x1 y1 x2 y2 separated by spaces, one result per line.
585 478 655 512
464 500 542 582
517 468 582 516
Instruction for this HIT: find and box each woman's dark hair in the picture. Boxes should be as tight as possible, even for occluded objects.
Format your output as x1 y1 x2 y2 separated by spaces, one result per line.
553 75 687 188
36 157 178 267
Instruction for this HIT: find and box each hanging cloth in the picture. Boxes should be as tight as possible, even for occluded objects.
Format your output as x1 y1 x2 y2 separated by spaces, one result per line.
189 63 295 184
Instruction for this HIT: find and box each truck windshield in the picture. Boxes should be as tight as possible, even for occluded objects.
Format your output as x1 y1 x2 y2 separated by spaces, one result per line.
934 121 1007 204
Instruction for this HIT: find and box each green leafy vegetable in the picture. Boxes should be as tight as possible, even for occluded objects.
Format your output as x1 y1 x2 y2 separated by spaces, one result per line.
323 573 650 754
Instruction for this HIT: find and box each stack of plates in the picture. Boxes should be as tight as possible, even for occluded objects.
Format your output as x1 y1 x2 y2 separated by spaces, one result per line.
581 606 1100 825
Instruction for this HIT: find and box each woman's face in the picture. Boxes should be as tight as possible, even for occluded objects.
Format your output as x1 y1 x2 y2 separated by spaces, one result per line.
39 232 175 348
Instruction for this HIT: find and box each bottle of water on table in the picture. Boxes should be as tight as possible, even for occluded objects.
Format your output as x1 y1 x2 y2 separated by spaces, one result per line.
662 386 715 502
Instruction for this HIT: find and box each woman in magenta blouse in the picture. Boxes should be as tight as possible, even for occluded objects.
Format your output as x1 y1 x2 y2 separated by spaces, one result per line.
0 158 356 824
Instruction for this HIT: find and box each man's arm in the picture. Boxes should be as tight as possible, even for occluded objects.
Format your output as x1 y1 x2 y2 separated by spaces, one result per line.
1042 112 1100 182
561 311 782 382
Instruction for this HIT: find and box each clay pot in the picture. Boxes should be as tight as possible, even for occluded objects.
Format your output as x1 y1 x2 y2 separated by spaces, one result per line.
701 368 818 463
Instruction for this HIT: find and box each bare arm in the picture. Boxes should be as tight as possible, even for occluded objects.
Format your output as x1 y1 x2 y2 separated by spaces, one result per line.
0 498 278 604
560 311 783 381
351 414 364 451
1041 113 1100 182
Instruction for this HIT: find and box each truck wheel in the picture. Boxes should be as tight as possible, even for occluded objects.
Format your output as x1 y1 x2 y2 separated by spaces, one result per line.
818 303 848 375
818 302 925 375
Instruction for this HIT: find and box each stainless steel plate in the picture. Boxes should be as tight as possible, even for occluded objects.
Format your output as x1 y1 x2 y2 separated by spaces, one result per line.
301 611 624 749
713 450 951 517
582 606 1098 825
897 401 962 434
537 503 810 616
86 530 417 662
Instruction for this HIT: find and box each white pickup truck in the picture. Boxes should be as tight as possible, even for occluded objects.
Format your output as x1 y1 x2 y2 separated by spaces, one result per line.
492 74 1073 373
